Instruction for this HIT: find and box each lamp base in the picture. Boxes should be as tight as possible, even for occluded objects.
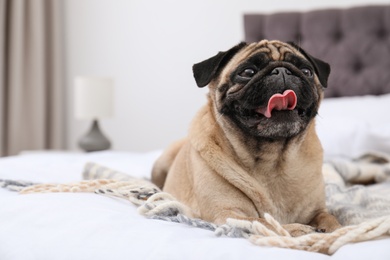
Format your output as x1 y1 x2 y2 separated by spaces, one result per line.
78 120 111 152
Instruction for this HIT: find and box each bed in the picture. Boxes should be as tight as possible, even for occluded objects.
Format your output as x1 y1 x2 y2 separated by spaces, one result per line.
1 5 390 260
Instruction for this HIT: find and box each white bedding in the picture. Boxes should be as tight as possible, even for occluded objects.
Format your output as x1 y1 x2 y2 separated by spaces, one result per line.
317 93 390 159
1 151 390 260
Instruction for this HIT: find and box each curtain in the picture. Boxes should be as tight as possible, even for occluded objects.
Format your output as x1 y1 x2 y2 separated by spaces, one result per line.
0 0 64 156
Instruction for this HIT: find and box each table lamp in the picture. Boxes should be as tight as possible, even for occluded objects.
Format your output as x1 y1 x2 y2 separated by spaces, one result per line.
74 76 114 152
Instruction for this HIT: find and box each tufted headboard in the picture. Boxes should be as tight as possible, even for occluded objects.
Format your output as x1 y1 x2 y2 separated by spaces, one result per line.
244 5 390 98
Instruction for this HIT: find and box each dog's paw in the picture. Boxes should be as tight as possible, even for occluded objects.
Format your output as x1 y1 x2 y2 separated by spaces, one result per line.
282 223 316 237
315 222 342 233
309 212 342 233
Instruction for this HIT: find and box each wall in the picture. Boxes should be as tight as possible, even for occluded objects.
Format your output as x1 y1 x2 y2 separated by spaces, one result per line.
64 0 389 152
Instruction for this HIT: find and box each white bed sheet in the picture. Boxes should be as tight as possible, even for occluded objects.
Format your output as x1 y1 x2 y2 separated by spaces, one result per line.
317 93 390 159
1 151 389 260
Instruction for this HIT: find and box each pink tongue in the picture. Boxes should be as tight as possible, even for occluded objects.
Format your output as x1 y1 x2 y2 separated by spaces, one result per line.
256 90 297 118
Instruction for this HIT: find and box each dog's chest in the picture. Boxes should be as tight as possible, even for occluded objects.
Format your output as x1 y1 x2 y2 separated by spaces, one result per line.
251 164 316 224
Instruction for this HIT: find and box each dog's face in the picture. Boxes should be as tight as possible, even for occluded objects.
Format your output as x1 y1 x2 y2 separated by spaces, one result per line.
193 40 330 140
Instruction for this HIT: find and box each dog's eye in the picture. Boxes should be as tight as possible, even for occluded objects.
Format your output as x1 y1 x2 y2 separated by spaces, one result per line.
239 68 256 79
301 68 313 78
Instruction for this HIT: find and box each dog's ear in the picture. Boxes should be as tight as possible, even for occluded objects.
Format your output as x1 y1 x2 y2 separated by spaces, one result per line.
192 42 247 88
288 42 330 88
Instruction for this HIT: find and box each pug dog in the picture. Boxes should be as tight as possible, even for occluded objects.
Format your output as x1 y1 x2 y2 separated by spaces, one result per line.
151 40 340 236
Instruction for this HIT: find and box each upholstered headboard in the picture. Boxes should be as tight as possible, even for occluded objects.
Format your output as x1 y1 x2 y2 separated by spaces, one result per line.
244 5 390 98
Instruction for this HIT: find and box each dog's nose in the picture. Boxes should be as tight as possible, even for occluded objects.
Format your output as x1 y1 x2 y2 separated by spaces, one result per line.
270 67 292 76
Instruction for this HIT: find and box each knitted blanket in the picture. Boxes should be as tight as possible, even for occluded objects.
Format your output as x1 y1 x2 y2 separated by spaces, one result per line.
1 153 390 255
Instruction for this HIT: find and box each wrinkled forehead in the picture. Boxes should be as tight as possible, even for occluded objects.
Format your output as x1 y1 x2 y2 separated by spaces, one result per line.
222 40 306 74
247 40 304 60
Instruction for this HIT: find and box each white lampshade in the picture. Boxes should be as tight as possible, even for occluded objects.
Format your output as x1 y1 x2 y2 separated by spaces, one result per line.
74 76 114 120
